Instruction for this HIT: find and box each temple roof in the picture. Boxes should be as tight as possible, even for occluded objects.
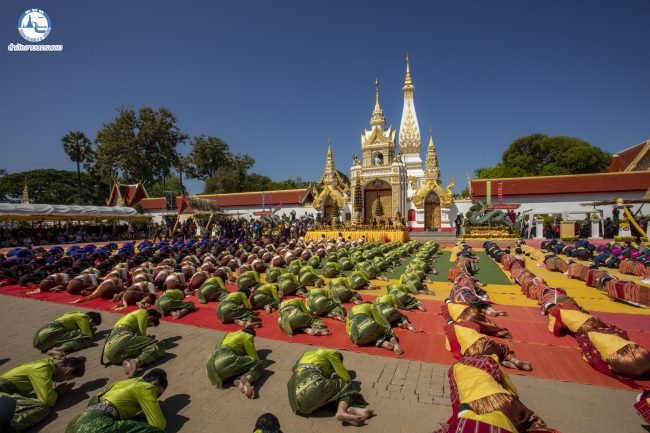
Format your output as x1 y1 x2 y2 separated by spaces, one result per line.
609 140 650 172
471 171 650 197
107 182 148 206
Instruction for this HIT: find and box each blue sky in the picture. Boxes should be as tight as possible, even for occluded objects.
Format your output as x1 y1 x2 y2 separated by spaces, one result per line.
2 0 649 194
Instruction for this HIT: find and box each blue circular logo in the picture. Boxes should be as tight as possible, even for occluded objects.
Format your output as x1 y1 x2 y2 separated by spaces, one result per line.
18 9 51 42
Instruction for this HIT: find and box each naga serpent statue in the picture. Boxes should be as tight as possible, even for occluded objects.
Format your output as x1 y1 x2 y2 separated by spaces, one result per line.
466 202 513 228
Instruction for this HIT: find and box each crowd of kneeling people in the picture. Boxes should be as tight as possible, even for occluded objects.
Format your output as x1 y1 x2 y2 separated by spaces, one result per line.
0 235 648 432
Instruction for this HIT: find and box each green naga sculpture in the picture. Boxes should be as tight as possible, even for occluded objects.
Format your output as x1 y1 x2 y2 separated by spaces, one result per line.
465 202 513 228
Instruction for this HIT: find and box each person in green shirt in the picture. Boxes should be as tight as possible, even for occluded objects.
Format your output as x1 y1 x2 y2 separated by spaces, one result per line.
277 272 307 297
0 356 86 431
33 311 102 359
216 289 262 328
373 293 418 332
196 276 228 304
386 283 427 312
264 267 283 283
278 298 330 336
154 289 196 320
297 266 324 288
206 328 264 398
400 271 433 295
329 277 363 304
347 303 403 354
236 270 261 291
250 283 280 313
287 348 373 427
305 288 346 321
102 309 165 378
322 261 342 278
65 368 168 433
349 270 380 292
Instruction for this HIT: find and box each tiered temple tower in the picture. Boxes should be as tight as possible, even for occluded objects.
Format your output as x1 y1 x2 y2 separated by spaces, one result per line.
399 55 424 195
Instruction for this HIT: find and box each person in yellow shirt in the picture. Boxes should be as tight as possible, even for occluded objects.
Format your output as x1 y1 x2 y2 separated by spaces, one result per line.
444 321 531 371
436 355 550 433
66 368 167 433
206 328 264 398
576 326 650 380
287 348 373 427
0 356 86 431
278 298 330 336
216 289 262 328
252 413 281 433
250 283 281 313
373 293 418 332
102 309 165 378
346 303 403 354
154 288 196 320
33 311 102 359
305 287 346 321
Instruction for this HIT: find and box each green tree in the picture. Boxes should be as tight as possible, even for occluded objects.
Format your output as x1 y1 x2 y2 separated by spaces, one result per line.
61 131 93 203
185 135 230 180
0 169 104 204
475 134 611 179
147 175 185 198
94 106 188 186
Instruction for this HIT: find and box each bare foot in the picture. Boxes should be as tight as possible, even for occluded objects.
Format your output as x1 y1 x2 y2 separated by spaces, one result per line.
264 305 273 314
334 315 345 322
348 407 375 420
316 329 331 336
393 344 404 355
171 311 181 320
46 349 66 359
123 359 140 377
234 376 254 398
336 410 364 426
417 305 427 312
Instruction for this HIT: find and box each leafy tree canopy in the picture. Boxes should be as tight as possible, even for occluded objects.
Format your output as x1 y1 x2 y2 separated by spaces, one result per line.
0 169 107 205
94 106 187 186
475 134 611 179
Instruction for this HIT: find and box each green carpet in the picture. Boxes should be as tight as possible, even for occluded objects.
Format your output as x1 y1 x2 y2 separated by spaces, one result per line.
429 251 455 282
473 251 512 285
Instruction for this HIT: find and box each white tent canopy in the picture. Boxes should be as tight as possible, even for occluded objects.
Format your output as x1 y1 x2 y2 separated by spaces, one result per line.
0 203 147 221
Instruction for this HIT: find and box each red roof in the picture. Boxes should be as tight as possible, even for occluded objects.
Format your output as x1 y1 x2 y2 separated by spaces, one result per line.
138 197 167 211
609 141 648 172
471 171 650 198
107 183 148 206
194 189 311 207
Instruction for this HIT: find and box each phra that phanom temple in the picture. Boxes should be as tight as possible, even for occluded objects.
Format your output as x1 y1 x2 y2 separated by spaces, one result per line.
313 56 455 232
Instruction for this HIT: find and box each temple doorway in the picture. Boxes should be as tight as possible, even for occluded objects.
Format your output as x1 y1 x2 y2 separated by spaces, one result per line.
424 192 441 230
363 179 392 224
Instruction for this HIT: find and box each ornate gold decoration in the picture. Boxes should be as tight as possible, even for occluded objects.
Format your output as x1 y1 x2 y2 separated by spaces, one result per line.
370 78 386 127
408 176 418 189
313 145 350 211
411 177 454 209
424 128 440 180
399 102 420 154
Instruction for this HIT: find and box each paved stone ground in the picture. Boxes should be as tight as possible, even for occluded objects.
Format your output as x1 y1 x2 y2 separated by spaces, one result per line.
0 295 646 433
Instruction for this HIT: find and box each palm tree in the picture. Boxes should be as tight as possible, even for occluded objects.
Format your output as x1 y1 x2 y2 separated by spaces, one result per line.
61 131 92 203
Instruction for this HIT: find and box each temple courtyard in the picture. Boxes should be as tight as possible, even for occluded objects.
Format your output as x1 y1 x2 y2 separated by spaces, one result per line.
1 245 648 433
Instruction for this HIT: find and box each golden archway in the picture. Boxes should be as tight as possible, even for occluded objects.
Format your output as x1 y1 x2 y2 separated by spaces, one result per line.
363 179 392 224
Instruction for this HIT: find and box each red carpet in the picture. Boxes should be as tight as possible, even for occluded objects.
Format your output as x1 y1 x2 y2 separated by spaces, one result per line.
1 284 649 390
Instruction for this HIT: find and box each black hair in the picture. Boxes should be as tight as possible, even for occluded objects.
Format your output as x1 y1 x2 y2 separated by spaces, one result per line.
147 309 162 326
142 368 168 390
59 356 86 377
238 287 251 298
254 413 282 433
242 327 256 337
86 311 102 325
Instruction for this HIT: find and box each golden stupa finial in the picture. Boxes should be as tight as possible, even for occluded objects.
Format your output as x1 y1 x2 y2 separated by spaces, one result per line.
370 78 386 127
404 53 413 87
21 177 30 204
327 142 333 159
